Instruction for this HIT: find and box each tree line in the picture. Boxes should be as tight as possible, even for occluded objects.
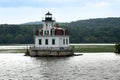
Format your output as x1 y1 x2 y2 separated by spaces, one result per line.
0 17 120 44
0 24 42 44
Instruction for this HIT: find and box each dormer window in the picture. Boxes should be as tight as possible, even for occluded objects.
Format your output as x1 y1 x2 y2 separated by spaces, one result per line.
44 30 49 35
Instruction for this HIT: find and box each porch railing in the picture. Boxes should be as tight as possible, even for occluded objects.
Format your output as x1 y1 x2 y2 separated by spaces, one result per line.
30 46 74 51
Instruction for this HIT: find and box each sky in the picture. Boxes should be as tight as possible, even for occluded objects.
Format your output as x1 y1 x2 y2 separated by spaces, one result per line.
0 0 120 24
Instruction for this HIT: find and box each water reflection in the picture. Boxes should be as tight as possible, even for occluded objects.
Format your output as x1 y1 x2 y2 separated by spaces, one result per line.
0 53 120 80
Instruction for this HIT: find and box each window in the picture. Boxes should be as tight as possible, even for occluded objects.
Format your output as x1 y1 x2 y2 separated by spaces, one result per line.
45 39 48 45
63 39 65 45
52 39 55 45
44 30 49 35
39 39 42 45
39 30 43 36
66 39 68 45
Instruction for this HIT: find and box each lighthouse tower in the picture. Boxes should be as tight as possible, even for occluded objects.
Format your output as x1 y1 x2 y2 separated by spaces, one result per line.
29 12 74 57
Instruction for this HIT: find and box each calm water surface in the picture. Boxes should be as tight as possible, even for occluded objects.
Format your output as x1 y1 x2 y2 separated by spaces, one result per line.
0 43 115 50
0 52 120 80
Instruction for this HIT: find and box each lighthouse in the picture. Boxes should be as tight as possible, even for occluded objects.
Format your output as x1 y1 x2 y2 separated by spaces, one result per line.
28 12 74 57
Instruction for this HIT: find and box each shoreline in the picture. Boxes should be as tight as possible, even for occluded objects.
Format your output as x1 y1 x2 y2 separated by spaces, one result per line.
0 45 115 53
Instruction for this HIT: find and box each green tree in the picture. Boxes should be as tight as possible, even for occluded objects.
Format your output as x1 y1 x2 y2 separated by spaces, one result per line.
5 34 14 44
15 34 25 43
115 43 120 53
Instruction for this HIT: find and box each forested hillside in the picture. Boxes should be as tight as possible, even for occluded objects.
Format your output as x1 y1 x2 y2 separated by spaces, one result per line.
60 17 120 43
0 24 42 44
0 17 120 44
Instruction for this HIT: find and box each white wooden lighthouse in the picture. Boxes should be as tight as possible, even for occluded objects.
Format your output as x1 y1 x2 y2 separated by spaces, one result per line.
28 12 74 57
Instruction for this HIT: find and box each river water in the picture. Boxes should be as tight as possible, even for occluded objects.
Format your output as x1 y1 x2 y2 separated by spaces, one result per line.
0 44 115 50
0 52 120 80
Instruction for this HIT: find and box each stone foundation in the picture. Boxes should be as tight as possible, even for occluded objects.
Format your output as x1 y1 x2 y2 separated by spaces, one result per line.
29 49 74 57
25 46 74 57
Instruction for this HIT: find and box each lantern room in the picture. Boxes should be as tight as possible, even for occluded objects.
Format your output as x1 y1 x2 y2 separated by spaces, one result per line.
42 12 55 22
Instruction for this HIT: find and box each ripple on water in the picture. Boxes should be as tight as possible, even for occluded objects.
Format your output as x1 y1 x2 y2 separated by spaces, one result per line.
0 53 120 80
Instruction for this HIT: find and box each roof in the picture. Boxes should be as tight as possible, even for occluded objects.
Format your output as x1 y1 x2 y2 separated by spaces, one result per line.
45 12 52 15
